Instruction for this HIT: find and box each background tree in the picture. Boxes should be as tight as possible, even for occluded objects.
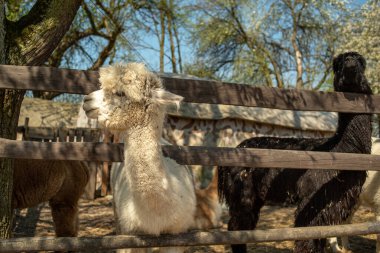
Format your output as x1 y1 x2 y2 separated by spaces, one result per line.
187 0 349 89
338 0 380 134
0 0 82 238
131 0 185 73
28 0 185 102
33 0 132 100
339 0 379 92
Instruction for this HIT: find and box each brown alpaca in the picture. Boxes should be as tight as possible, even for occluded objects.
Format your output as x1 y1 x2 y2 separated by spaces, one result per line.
13 159 89 237
193 169 222 230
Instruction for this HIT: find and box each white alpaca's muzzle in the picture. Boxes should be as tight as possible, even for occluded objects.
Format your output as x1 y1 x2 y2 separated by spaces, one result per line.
82 89 104 119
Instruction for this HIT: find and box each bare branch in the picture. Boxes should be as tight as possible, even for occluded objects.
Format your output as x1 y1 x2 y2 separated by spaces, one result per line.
90 30 122 70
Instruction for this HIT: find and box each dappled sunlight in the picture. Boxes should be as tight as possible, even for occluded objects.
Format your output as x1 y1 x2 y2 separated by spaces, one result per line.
12 197 377 253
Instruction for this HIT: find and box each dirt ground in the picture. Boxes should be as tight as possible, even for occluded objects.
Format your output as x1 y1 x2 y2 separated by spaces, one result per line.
13 196 377 253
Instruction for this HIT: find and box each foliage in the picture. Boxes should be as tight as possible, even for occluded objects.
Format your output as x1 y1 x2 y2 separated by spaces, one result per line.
337 0 380 136
129 0 188 73
30 0 139 100
338 0 380 93
26 0 187 101
5 0 33 21
49 0 136 70
187 0 351 89
9 0 379 98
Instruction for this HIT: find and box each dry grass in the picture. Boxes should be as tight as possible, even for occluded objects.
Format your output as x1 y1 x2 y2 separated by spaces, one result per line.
13 196 376 252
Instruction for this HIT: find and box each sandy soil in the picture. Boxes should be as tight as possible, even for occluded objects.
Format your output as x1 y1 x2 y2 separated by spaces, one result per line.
13 196 377 253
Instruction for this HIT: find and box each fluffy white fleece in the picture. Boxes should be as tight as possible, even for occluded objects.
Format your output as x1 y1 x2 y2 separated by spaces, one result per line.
329 137 380 253
83 63 196 253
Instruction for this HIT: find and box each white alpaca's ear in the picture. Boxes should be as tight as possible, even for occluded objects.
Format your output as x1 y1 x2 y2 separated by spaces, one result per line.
152 88 183 108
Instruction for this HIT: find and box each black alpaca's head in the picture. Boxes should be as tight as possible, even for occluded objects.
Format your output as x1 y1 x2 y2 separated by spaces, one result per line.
332 51 371 94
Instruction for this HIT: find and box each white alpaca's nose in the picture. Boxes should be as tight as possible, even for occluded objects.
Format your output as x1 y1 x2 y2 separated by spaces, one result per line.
82 89 104 119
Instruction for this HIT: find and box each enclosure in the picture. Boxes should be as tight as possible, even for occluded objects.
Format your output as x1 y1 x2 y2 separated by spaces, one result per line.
1 64 380 252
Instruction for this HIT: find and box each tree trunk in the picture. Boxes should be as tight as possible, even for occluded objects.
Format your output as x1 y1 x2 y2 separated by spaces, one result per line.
0 0 14 239
167 0 176 73
0 90 23 238
289 5 303 89
0 157 13 239
0 0 4 64
6 1 82 65
173 18 182 73
159 0 166 72
293 34 303 89
0 0 82 239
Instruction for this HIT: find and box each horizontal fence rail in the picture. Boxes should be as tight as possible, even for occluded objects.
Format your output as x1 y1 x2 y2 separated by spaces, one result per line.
2 138 380 170
1 222 379 252
0 65 380 113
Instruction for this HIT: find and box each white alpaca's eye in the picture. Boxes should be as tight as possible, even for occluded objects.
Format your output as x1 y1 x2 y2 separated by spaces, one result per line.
115 91 125 97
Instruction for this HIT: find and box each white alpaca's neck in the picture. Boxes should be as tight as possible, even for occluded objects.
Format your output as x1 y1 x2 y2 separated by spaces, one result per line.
121 109 167 196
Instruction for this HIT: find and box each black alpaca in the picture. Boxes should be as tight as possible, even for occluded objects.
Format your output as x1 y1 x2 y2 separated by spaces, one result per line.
218 52 372 253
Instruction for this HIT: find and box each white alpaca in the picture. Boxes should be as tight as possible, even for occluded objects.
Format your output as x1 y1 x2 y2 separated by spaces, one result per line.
83 63 198 253
328 137 380 253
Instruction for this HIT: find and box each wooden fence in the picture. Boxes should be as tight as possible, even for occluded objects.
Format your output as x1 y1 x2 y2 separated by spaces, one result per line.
1 64 380 251
17 118 102 143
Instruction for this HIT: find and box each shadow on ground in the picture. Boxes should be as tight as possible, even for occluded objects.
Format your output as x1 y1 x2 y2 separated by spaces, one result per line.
13 197 376 253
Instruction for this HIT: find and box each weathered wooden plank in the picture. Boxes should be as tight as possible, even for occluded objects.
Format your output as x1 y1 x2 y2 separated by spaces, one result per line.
0 65 99 94
18 127 101 141
75 128 84 142
1 138 380 170
0 64 380 112
101 132 111 197
163 77 380 113
82 129 101 142
68 129 75 142
0 222 379 252
0 138 122 162
25 127 56 140
58 128 68 142
164 145 380 170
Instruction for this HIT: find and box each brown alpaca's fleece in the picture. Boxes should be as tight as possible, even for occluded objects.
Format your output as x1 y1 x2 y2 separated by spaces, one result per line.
12 159 89 236
194 169 222 230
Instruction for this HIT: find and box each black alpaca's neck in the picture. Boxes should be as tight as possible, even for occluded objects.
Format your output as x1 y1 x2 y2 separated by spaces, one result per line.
332 112 372 154
332 72 372 154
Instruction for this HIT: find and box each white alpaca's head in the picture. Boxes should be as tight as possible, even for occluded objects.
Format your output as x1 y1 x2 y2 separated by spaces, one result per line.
83 63 183 131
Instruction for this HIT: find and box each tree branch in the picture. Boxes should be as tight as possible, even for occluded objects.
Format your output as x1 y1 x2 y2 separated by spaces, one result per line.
95 0 115 20
82 2 99 33
90 29 122 70
48 29 98 67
